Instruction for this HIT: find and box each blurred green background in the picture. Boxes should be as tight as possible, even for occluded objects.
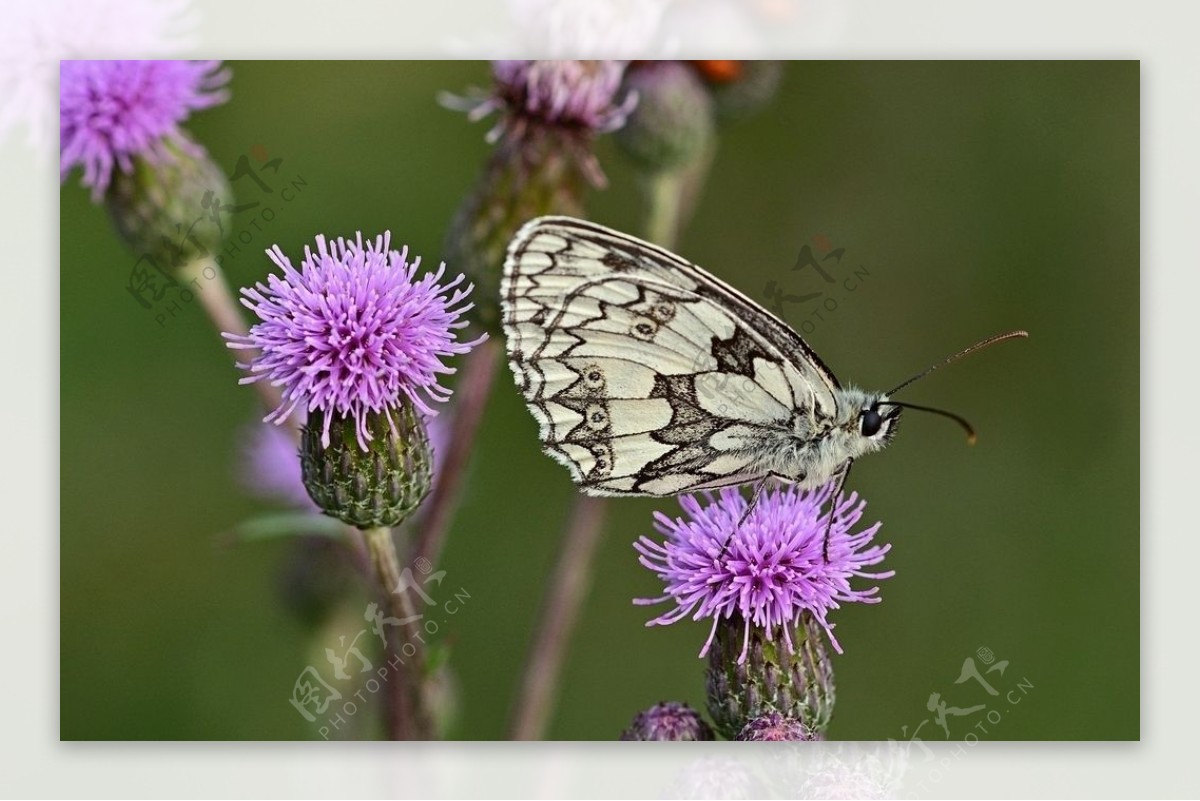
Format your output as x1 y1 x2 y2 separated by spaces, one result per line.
60 61 1138 740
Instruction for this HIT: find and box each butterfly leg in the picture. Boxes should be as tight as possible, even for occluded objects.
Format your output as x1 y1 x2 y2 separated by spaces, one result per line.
823 460 854 562
718 476 772 559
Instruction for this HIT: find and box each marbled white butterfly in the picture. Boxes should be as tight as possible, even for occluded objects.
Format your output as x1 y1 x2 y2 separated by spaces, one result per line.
500 215 1025 508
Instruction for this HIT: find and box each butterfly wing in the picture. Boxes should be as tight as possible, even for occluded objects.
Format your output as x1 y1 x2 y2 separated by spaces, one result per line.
501 216 841 496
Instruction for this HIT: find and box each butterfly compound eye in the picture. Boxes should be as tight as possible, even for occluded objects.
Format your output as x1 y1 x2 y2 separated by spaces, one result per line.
861 408 883 437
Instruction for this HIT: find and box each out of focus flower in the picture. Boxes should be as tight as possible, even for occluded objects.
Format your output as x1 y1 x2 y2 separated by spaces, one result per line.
615 60 713 174
504 0 670 56
457 60 637 144
796 745 908 799
443 60 635 330
692 60 783 120
666 757 760 799
2 0 197 151
59 59 228 199
239 421 314 511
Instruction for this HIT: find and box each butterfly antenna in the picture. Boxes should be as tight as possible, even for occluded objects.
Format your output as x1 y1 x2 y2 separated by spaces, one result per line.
885 401 978 445
888 330 1028 397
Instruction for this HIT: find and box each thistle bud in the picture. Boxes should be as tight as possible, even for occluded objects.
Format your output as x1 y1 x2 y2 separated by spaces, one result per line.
105 142 232 272
706 612 836 740
620 701 714 741
300 399 433 530
615 61 714 173
735 711 819 742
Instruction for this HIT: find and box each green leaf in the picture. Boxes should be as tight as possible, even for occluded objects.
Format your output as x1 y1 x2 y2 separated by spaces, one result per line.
224 512 346 544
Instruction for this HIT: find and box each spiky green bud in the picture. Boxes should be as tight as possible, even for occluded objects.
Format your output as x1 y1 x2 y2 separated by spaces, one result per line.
105 142 232 271
706 612 836 740
300 399 433 529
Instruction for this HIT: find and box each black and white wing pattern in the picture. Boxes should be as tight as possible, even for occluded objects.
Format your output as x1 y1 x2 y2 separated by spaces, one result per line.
501 216 842 496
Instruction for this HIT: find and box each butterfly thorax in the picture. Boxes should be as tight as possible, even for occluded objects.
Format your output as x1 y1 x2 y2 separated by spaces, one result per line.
758 386 901 489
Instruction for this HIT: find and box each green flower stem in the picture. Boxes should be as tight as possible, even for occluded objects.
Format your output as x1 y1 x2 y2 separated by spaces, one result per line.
641 138 715 248
643 170 685 248
364 526 429 740
178 255 286 423
508 494 607 740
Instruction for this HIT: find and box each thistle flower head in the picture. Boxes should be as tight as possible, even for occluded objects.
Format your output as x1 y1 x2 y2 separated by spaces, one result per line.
636 483 893 663
60 59 229 199
226 233 485 451
450 60 636 143
620 701 714 741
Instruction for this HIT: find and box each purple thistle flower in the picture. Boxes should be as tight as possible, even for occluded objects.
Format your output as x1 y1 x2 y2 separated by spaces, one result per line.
448 60 637 143
226 233 486 451
635 483 894 664
60 59 229 199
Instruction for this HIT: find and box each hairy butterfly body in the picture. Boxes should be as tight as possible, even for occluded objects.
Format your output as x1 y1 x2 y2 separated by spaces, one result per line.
500 215 1023 498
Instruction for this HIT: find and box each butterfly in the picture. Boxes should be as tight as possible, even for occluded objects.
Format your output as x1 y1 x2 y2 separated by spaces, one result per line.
500 215 1025 508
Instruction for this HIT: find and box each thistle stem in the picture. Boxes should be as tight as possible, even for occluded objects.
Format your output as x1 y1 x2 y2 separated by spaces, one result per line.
508 495 607 740
641 138 715 247
364 526 429 740
644 170 685 247
180 255 286 421
412 338 501 568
